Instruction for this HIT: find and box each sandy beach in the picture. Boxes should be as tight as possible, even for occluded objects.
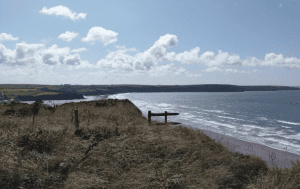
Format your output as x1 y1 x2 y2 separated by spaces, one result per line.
171 123 300 170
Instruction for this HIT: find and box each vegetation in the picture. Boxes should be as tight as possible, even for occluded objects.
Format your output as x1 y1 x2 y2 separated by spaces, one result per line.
0 87 59 99
0 98 300 188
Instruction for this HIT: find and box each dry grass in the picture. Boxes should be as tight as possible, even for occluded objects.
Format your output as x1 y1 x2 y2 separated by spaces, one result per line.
0 98 300 188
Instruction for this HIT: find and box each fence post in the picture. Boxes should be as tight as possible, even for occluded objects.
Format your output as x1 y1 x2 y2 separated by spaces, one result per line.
148 111 151 124
75 109 79 128
165 111 167 123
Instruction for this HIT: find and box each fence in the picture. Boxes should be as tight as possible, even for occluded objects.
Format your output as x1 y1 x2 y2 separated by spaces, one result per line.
148 111 179 124
72 109 179 128
75 109 79 128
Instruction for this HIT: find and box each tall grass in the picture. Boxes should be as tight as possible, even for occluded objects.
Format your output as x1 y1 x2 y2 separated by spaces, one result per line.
0 99 299 188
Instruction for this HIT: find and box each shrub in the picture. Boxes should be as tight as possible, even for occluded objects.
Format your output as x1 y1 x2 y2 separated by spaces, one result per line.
2 109 15 116
18 106 33 117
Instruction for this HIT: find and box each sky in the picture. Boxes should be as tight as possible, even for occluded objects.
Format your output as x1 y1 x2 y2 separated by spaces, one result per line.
0 0 300 86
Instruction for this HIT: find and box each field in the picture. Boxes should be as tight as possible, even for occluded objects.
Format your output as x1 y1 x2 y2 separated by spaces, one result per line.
0 98 300 188
0 85 60 100
0 88 59 98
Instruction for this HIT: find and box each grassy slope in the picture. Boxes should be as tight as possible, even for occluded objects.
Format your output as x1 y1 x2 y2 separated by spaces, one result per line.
0 88 59 99
0 99 299 188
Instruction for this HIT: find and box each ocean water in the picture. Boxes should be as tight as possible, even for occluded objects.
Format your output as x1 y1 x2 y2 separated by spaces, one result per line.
12 90 300 156
107 91 300 156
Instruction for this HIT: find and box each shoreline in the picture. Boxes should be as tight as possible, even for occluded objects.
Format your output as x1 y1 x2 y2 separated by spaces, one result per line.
1 94 111 106
170 123 300 169
5 93 300 170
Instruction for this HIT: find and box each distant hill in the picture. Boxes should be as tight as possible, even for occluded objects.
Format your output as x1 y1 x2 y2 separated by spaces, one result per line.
30 84 300 96
2 84 300 102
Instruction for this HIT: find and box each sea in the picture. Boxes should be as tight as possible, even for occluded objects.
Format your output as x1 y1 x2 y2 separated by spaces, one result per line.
8 89 300 156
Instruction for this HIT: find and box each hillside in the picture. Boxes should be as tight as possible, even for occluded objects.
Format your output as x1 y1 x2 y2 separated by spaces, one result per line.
0 99 300 188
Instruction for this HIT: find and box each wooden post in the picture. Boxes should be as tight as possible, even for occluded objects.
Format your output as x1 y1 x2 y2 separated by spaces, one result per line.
148 110 179 125
75 109 79 128
148 111 151 124
165 111 167 123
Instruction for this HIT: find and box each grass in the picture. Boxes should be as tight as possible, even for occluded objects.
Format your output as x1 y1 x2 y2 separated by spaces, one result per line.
0 98 300 188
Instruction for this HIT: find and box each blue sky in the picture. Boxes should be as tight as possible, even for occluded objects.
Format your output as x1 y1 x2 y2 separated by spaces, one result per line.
1 0 300 86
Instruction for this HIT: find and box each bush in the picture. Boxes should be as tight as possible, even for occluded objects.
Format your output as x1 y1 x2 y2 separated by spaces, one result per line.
15 129 59 154
18 107 33 117
2 109 15 116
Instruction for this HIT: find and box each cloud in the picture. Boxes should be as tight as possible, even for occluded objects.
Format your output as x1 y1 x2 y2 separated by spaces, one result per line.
278 3 283 8
164 47 201 64
41 38 53 44
96 34 300 74
202 66 249 74
0 33 19 42
39 5 87 21
95 33 200 77
163 45 300 70
0 42 93 69
71 48 87 53
82 27 118 45
1 34 300 82
58 31 79 42
202 66 223 72
0 42 45 67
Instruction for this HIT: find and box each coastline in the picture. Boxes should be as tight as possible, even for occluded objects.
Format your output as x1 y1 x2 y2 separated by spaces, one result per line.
170 123 300 169
1 94 111 105
5 92 300 169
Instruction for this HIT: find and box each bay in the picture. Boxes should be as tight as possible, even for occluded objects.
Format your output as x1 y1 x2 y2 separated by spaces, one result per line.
12 90 300 157
108 90 300 156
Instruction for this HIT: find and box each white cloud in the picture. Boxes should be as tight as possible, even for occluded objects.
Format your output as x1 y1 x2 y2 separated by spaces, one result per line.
153 34 178 48
95 34 201 77
2 33 300 83
58 31 79 42
115 45 126 49
278 3 283 8
165 49 242 67
148 63 175 77
202 66 223 72
163 44 300 70
165 47 201 64
96 48 135 70
0 42 45 67
39 5 87 21
41 38 53 44
82 26 118 46
224 68 248 73
202 67 255 74
95 33 300 77
0 33 19 41
0 42 94 69
71 48 87 53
